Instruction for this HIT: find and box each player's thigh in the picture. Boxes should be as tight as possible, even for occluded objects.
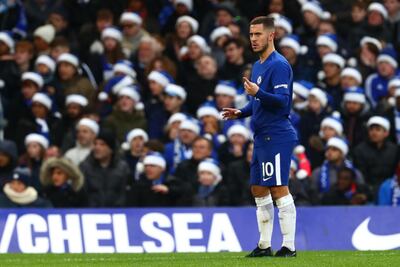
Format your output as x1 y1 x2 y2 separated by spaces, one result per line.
255 141 296 187
250 185 270 198
270 186 290 200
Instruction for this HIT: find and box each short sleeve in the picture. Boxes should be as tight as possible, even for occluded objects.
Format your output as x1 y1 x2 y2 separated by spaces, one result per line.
271 61 291 95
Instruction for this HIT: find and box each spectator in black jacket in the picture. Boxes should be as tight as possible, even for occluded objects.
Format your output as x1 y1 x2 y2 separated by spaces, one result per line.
218 124 250 168
0 140 18 187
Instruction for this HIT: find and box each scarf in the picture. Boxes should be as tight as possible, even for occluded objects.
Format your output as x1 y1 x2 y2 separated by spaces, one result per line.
394 109 400 143
319 159 353 193
35 118 49 138
390 177 400 207
152 174 165 186
197 184 217 199
102 56 114 81
3 183 38 205
173 139 192 169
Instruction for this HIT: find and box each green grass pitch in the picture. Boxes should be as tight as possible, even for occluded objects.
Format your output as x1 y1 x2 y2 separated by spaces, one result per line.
0 251 399 267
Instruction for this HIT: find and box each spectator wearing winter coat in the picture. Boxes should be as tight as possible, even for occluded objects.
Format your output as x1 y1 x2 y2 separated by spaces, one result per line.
120 12 149 58
40 157 87 207
80 129 129 207
383 83 400 143
65 118 98 166
0 167 51 208
0 140 18 187
378 165 400 206
218 124 250 168
353 116 398 195
122 129 148 183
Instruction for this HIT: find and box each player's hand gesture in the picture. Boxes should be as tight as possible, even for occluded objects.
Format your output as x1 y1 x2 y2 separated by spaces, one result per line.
222 108 241 120
243 77 259 96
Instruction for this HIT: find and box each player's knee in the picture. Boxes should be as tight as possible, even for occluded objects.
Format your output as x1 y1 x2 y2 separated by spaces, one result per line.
251 185 269 198
270 186 290 200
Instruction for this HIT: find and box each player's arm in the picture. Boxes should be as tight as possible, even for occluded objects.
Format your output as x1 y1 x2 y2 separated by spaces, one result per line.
239 97 253 118
222 98 253 120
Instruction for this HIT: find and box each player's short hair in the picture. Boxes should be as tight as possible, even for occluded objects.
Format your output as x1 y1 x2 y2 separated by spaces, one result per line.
249 16 275 30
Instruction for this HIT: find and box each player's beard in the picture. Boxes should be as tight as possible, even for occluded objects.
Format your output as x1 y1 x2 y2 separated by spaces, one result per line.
256 42 268 56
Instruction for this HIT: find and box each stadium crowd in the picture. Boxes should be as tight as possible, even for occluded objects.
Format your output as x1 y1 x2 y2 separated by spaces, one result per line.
0 0 399 208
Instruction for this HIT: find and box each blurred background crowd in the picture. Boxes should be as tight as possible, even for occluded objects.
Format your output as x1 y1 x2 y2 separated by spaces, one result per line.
0 0 399 208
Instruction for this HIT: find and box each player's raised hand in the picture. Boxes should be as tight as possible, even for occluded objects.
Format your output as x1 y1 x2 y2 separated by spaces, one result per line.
243 77 259 96
222 107 241 120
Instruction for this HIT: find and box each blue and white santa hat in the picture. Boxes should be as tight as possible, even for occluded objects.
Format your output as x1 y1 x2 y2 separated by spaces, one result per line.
316 33 338 52
275 15 293 34
309 87 328 107
120 12 143 25
340 67 362 84
25 133 49 149
165 84 187 101
148 70 173 88
227 123 250 140
35 55 56 73
77 118 99 135
343 87 366 104
279 34 308 55
0 31 14 53
101 27 122 42
175 0 193 12
360 36 382 51
198 158 222 183
118 86 141 103
99 75 135 101
320 111 343 136
22 72 44 88
122 128 149 150
215 80 237 97
143 152 166 169
367 116 390 131
377 45 398 68
57 53 79 68
176 15 199 33
113 60 137 79
32 92 52 110
326 137 348 156
197 105 221 120
210 26 232 43
322 53 345 68
390 78 400 93
66 94 88 107
301 0 331 19
368 2 388 20
187 35 210 53
179 118 200 135
293 80 313 99
167 112 187 126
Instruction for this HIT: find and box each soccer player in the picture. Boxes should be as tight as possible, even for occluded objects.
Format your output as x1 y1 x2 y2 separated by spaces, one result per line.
222 16 298 257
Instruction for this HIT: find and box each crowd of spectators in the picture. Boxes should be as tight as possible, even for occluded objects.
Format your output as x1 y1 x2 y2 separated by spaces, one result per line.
0 0 399 208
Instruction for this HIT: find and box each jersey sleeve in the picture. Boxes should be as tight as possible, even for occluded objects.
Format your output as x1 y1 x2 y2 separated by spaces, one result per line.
271 61 292 96
239 98 253 118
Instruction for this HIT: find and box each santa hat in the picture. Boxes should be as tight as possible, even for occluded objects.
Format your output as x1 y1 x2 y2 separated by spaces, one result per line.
293 80 313 99
197 106 220 120
113 60 137 79
57 53 79 68
77 118 99 135
118 86 141 102
198 158 222 184
316 33 338 52
101 27 122 42
279 34 308 55
33 24 56 44
122 128 149 150
210 26 232 43
148 71 172 88
326 137 348 156
32 93 52 109
215 81 236 97
227 124 250 140
377 46 398 68
65 94 88 107
322 53 345 68
168 113 187 126
368 2 388 20
309 88 328 107
301 1 331 19
0 32 14 53
35 55 56 73
22 72 44 88
390 79 400 97
343 87 366 104
143 152 166 169
187 35 210 53
25 133 49 149
179 119 200 135
120 12 142 25
367 116 390 131
165 84 187 100
176 15 199 33
275 15 293 34
174 0 193 12
360 36 382 51
321 111 343 135
340 67 362 84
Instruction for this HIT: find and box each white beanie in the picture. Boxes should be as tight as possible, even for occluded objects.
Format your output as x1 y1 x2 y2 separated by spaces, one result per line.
32 93 52 109
101 27 122 42
367 116 390 131
368 2 388 19
25 133 49 149
322 53 345 68
175 0 193 12
120 12 142 25
168 113 186 126
187 35 210 53
35 55 56 73
340 67 362 84
33 24 56 44
148 71 170 87
118 87 141 102
227 124 250 140
215 83 236 97
210 26 232 43
198 159 222 183
143 153 166 169
77 118 99 135
22 72 44 88
309 88 328 107
165 84 187 100
176 15 199 33
57 53 79 68
66 94 88 107
179 119 200 135
197 106 220 119
327 137 348 156
0 32 14 53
